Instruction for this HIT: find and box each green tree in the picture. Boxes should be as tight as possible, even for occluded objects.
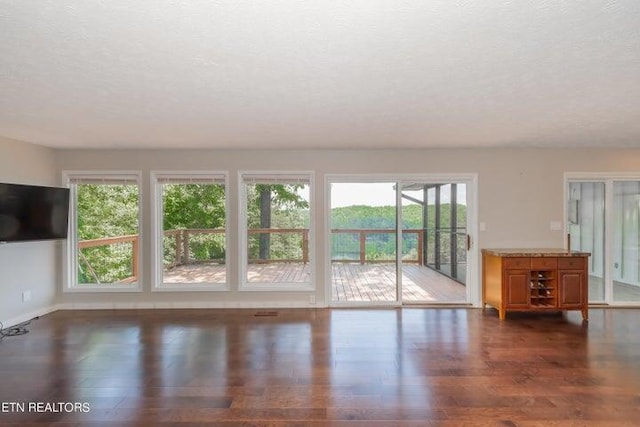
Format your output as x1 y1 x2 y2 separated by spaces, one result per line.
76 184 139 283
161 183 227 263
246 184 309 261
330 203 467 262
162 184 226 230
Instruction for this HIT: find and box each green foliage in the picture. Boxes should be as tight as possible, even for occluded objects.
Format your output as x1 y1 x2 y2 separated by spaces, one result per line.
162 184 226 230
330 203 467 262
330 204 467 230
246 184 309 260
77 184 138 239
75 180 467 282
246 184 309 228
76 182 309 283
76 184 139 284
162 184 227 262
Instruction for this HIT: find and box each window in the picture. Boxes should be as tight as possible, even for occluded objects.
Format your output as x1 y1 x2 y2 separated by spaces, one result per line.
64 172 141 291
239 172 313 290
151 172 228 290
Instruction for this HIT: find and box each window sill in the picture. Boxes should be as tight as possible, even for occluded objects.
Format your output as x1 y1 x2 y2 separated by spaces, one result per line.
64 284 142 293
153 283 230 292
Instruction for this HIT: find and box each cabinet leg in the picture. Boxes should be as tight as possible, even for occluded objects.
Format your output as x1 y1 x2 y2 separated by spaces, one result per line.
499 309 506 320
582 307 589 322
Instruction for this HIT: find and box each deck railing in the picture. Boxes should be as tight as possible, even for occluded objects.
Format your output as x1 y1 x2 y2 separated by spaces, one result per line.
247 228 310 264
331 229 423 264
78 234 140 283
77 228 432 283
163 228 226 268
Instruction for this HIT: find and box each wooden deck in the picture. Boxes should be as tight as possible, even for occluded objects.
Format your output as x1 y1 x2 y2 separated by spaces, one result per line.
164 262 466 303
332 263 466 303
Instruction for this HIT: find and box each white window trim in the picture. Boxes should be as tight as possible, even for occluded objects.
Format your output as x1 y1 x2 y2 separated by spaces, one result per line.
150 171 230 292
324 173 479 307
238 170 315 292
62 171 143 293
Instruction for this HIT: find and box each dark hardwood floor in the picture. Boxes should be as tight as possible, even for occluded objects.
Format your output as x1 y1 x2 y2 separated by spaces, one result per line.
0 307 639 426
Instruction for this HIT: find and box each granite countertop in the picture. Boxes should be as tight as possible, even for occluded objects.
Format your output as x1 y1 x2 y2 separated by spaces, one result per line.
481 248 590 257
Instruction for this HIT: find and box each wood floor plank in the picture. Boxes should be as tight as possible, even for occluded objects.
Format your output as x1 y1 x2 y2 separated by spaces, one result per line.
0 308 639 425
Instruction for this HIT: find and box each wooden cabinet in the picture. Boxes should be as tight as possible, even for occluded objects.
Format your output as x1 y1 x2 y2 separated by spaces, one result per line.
504 270 530 308
558 270 586 308
482 249 589 321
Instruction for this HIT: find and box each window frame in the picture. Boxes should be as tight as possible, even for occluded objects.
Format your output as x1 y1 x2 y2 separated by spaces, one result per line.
238 171 314 292
63 171 143 293
151 171 230 292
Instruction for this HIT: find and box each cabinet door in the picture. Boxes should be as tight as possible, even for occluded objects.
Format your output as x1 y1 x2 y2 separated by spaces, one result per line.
504 270 530 308
558 270 585 308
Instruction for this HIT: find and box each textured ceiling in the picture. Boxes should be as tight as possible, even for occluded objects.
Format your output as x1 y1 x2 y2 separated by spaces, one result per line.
1 1 639 150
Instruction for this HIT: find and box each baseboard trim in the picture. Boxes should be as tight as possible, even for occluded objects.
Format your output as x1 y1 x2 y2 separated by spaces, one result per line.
1 304 62 329
55 301 325 310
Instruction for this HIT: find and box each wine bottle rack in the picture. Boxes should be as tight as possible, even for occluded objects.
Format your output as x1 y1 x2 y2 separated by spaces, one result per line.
529 270 556 307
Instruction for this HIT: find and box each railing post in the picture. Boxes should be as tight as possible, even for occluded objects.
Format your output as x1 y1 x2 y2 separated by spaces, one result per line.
417 231 423 265
131 236 139 281
302 229 309 264
175 231 182 265
359 231 366 264
183 229 190 264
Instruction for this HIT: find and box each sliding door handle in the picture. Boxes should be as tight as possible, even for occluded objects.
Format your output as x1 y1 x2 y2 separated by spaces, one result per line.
466 234 471 251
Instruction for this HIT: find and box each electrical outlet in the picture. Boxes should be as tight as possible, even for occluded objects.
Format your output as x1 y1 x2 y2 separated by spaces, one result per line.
309 295 316 304
22 290 31 302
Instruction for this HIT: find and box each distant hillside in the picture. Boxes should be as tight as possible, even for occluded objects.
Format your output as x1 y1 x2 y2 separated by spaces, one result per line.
330 204 466 229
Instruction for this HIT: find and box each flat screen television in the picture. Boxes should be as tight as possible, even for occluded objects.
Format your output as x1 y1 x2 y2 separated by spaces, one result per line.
0 182 70 243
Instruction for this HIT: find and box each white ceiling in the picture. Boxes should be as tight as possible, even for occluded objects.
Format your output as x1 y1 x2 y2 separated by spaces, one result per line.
1 1 639 150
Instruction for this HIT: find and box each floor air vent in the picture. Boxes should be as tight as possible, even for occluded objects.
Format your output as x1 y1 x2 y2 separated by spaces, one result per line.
254 311 278 317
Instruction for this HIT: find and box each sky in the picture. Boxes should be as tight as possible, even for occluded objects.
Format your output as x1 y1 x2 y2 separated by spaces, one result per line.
330 182 467 208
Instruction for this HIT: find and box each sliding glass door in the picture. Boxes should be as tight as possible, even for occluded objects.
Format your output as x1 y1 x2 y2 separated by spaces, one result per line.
330 182 398 304
328 176 474 306
567 181 605 302
567 177 640 305
400 182 467 303
612 181 640 303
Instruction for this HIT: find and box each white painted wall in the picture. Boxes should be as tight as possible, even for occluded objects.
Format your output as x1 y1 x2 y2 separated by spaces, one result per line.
52 147 640 309
0 137 59 326
4 140 640 319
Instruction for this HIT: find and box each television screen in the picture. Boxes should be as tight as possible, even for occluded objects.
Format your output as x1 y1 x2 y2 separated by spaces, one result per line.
0 183 70 242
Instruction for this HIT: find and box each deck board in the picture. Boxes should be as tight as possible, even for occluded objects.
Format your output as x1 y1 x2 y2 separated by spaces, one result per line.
164 262 466 303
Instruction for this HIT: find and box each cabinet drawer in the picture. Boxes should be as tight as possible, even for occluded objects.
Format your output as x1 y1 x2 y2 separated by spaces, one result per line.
531 257 557 270
503 257 530 269
558 257 586 270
